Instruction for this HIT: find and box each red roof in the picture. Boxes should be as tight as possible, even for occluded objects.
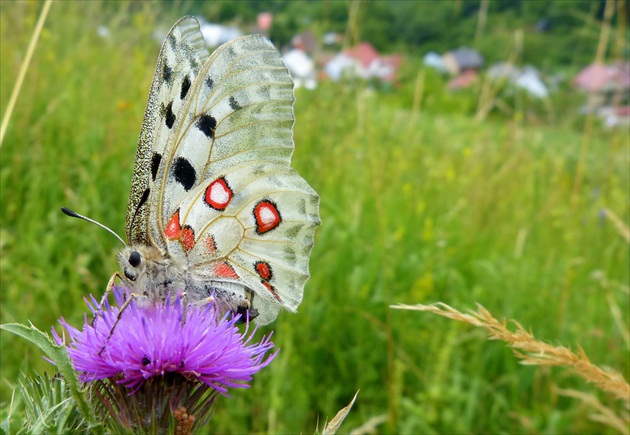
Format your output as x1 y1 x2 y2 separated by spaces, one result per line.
573 63 630 92
345 42 379 68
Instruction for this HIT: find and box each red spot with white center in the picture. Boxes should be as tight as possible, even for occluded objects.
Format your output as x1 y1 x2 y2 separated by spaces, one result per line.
213 261 239 279
253 200 281 234
255 261 272 281
181 225 196 251
165 209 182 239
204 177 233 211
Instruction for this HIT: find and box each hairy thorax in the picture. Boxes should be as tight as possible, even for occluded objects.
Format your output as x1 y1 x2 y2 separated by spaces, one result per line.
118 244 252 314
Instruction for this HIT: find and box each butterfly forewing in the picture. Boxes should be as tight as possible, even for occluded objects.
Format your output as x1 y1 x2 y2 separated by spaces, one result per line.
126 16 210 246
153 35 295 244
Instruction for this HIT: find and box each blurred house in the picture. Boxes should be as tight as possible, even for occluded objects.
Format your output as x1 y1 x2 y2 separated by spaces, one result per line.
442 47 484 76
197 18 242 47
283 48 317 90
423 51 448 73
448 69 478 90
257 12 273 33
574 62 630 127
322 31 342 46
487 62 549 98
442 47 484 90
323 52 357 81
573 62 629 94
291 31 318 54
323 42 401 83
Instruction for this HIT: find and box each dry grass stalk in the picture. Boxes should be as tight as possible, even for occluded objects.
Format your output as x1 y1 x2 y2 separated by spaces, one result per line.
349 414 388 435
390 302 630 402
322 390 359 435
0 0 53 147
601 207 630 243
555 387 629 433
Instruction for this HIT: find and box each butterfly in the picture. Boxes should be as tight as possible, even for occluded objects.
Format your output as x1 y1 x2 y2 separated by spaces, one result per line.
64 16 320 325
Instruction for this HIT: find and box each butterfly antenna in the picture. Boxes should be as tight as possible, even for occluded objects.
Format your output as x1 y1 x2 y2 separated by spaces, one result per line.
61 207 127 247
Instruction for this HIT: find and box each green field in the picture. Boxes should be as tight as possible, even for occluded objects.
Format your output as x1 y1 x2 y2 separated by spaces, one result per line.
1 2 628 433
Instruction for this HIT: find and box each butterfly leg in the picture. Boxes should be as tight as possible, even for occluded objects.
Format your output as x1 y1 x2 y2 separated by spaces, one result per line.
101 272 125 305
179 294 216 326
91 272 127 327
97 291 139 356
191 295 215 308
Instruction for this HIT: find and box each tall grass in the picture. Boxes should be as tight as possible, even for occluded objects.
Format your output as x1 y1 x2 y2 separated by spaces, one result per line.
1 2 628 433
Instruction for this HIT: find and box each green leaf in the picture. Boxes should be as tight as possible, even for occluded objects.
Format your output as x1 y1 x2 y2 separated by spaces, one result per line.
0 323 104 434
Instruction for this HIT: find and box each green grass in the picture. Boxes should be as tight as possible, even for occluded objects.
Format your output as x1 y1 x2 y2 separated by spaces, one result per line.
1 2 628 433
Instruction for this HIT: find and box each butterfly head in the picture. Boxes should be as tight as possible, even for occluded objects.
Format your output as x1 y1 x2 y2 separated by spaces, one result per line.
118 244 178 300
119 247 145 281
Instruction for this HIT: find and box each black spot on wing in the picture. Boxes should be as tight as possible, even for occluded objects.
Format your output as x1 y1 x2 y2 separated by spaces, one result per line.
205 77 214 89
151 152 162 181
167 33 177 50
196 114 217 139
172 157 196 191
162 101 175 129
137 188 150 210
180 75 191 100
229 96 242 111
163 63 173 84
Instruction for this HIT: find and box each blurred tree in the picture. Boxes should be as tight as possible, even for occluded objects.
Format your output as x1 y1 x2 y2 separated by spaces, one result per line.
189 0 613 67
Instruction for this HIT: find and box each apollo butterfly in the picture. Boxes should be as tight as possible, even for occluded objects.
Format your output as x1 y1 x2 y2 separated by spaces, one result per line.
64 16 320 325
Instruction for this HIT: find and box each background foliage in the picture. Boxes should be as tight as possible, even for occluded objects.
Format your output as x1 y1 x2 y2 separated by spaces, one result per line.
1 1 628 433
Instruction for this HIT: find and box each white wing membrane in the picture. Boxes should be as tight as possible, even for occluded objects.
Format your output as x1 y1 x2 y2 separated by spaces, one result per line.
152 35 295 243
131 18 320 323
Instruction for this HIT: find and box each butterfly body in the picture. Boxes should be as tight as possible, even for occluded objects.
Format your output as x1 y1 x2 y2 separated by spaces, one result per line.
106 16 319 325
118 244 252 315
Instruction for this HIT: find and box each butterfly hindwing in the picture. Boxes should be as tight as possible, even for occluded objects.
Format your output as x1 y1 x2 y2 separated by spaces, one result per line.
166 162 319 315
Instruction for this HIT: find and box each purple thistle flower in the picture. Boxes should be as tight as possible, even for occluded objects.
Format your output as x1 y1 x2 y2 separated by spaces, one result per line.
52 286 277 432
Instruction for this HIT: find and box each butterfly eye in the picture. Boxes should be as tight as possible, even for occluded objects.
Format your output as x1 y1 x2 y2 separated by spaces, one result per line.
129 250 141 267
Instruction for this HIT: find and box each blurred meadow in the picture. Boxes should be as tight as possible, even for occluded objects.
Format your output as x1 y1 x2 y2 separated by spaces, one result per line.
1 1 628 433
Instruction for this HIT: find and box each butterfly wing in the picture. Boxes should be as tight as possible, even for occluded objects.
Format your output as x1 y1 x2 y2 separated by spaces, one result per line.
126 16 210 246
134 19 319 323
173 162 320 324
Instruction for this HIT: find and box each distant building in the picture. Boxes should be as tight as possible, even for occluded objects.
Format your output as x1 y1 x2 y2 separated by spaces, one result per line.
322 31 342 46
574 62 630 126
323 41 401 83
291 31 318 54
257 12 273 33
283 48 317 90
442 47 484 76
573 62 630 94
423 51 448 73
487 62 549 98
197 17 242 47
